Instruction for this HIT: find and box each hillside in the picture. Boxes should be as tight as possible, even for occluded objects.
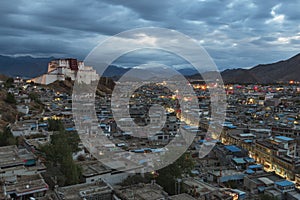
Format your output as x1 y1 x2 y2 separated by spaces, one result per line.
46 77 115 96
221 53 300 84
0 90 18 131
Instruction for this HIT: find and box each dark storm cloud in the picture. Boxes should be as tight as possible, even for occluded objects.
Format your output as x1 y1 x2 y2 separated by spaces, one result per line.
0 0 300 69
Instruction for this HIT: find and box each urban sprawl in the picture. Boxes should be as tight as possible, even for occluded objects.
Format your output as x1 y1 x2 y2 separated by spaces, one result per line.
1 59 300 200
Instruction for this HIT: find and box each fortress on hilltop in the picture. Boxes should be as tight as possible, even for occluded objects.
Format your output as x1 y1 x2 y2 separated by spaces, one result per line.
30 58 98 85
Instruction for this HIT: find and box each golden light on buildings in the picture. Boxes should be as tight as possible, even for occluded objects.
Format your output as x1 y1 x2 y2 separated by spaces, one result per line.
248 98 254 104
51 115 62 120
193 84 207 90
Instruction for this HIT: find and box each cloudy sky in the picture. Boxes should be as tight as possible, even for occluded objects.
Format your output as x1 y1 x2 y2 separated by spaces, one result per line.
1 0 300 70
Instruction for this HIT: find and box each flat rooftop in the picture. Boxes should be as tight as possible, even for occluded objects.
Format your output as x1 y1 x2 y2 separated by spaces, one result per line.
115 183 167 200
57 181 112 200
183 178 217 193
210 169 243 177
5 174 48 196
274 136 294 142
169 193 196 200
0 145 24 168
224 145 241 153
78 161 111 177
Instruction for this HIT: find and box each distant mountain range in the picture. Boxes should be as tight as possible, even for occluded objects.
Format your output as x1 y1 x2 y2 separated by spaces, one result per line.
0 55 54 78
221 53 300 84
0 53 300 83
102 65 200 80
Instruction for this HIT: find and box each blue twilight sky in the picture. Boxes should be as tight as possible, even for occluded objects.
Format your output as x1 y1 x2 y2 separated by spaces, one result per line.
1 0 300 70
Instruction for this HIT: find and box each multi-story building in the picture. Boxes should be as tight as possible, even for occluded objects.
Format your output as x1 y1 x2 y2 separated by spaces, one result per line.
30 58 98 85
253 136 300 180
272 126 300 139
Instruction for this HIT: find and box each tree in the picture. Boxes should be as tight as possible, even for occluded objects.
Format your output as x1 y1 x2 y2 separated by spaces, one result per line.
156 153 195 194
51 131 80 153
0 127 16 146
40 122 82 186
61 155 82 185
4 78 14 88
120 174 152 186
259 194 280 200
47 119 64 132
5 92 16 104
29 92 41 104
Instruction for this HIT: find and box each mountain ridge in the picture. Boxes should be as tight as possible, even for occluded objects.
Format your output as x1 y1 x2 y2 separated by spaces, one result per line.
0 55 55 78
1 53 300 83
221 53 300 83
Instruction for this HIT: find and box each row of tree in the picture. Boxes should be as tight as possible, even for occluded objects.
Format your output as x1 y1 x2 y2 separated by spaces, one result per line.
120 152 195 195
41 119 82 186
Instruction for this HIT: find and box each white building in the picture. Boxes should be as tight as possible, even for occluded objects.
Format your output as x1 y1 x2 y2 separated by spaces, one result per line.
30 58 98 85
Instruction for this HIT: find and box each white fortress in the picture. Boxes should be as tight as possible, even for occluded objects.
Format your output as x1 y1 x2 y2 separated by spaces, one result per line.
30 58 98 85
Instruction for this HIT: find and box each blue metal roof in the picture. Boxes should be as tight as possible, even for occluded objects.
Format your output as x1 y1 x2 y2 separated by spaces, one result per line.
258 186 265 192
38 123 48 127
151 148 165 153
231 189 246 196
220 174 245 182
244 157 255 163
226 125 237 129
248 164 262 169
65 127 75 131
31 123 48 128
232 158 246 164
224 145 241 152
245 169 255 174
275 136 294 141
275 180 294 187
132 149 144 153
222 122 237 129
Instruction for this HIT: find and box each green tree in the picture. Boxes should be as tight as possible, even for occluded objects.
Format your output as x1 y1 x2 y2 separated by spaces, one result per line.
29 92 41 104
4 77 14 88
47 119 64 132
51 131 80 153
5 92 16 104
156 153 195 195
0 127 16 146
40 123 82 186
120 174 152 186
61 155 82 185
259 194 280 200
